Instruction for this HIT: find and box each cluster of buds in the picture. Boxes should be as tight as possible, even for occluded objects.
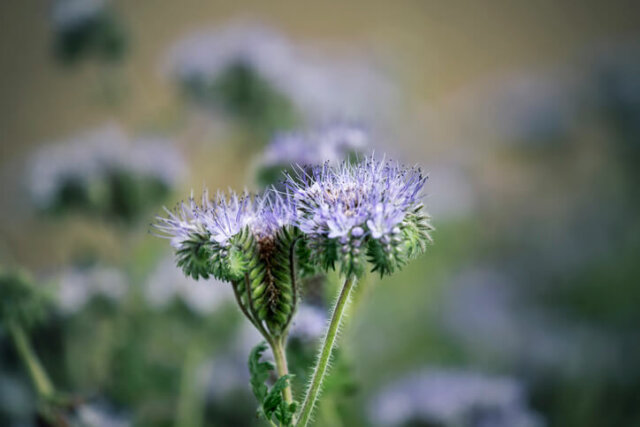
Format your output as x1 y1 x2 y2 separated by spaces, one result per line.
154 156 433 342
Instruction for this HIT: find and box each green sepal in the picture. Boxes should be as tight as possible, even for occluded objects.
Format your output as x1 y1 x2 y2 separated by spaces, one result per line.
310 237 339 271
295 236 319 278
175 233 214 280
365 205 433 277
401 203 434 258
366 238 403 277
340 243 366 279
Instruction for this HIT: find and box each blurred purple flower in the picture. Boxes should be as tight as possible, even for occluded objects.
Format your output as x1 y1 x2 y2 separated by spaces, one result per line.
259 123 369 169
163 21 397 121
290 304 327 342
27 123 185 210
369 368 544 427
439 268 622 379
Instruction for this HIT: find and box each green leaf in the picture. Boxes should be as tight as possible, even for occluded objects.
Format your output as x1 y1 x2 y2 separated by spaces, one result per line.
248 343 298 426
274 400 298 426
263 374 293 421
248 341 274 404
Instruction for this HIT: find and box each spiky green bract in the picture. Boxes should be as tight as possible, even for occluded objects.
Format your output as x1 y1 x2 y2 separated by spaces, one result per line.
249 342 298 426
294 237 319 278
246 226 297 335
225 227 255 281
401 203 434 258
175 233 215 280
367 204 434 277
0 269 50 329
308 236 339 272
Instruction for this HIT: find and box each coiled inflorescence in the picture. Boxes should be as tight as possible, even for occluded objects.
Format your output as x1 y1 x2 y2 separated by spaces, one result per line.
153 188 303 337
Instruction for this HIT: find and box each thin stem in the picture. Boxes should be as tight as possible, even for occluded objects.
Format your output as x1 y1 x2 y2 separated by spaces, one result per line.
271 337 293 404
296 276 356 427
9 322 55 400
231 280 259 328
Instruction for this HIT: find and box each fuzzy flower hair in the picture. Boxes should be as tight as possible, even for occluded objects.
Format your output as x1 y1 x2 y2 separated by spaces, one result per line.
285 156 433 277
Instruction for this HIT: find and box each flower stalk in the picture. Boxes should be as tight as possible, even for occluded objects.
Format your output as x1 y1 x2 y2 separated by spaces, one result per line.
9 321 55 400
296 275 356 427
272 337 294 404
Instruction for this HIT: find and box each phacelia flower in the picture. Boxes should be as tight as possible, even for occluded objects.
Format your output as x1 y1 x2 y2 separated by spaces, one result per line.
285 156 433 277
153 186 300 335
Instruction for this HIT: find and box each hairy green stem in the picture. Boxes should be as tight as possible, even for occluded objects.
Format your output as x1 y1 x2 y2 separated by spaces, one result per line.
296 276 356 427
9 322 55 400
271 338 294 404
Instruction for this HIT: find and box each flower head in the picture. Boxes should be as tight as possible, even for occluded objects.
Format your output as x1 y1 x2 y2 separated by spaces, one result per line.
285 156 433 276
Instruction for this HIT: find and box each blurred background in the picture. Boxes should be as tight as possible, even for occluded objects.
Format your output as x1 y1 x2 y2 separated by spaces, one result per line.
1 1 639 426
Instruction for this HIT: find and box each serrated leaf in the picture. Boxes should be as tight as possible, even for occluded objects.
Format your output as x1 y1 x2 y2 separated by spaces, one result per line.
248 341 274 403
275 400 298 426
263 374 293 420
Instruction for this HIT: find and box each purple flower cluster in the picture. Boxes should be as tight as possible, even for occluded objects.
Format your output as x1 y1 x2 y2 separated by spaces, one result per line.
286 157 429 270
155 156 431 280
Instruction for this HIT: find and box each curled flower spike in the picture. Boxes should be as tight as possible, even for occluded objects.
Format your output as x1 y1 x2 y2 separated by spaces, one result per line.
285 156 433 277
153 187 306 336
